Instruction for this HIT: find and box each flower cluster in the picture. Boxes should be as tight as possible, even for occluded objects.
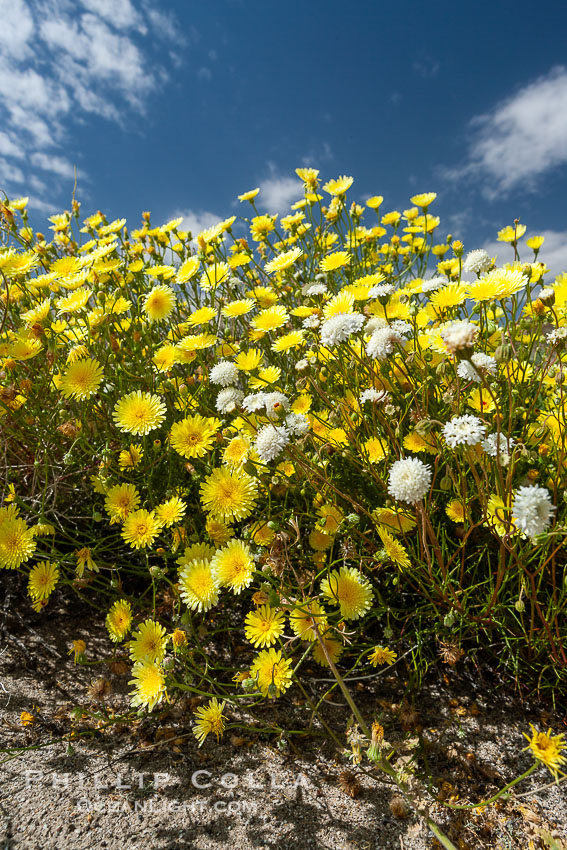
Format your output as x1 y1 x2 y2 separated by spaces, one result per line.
1 171 566 744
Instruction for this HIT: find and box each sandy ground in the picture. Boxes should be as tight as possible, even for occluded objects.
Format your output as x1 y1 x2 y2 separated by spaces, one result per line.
1 599 567 850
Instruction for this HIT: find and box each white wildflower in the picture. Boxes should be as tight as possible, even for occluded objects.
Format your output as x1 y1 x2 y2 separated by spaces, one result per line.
538 287 555 305
390 320 412 336
321 312 365 346
302 315 321 329
443 415 486 448
304 283 327 296
482 432 515 458
243 392 268 413
285 412 310 435
209 360 239 387
295 358 309 372
368 283 395 299
457 361 481 382
255 424 289 462
366 327 402 360
421 277 446 293
512 486 555 540
216 387 244 414
365 317 388 333
264 391 290 416
387 458 432 504
440 320 478 355
547 327 567 346
463 249 491 275
458 352 497 382
360 388 390 404
472 352 497 374
243 391 289 416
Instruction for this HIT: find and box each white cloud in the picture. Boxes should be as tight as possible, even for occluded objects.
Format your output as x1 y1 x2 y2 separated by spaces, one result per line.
0 61 70 121
452 67 567 197
175 209 223 239
78 0 144 32
28 175 48 195
26 193 61 214
258 169 302 214
7 105 54 147
0 157 25 186
0 0 34 58
39 13 154 107
444 211 471 238
144 7 183 45
0 0 183 207
480 230 567 281
0 131 24 159
30 152 78 179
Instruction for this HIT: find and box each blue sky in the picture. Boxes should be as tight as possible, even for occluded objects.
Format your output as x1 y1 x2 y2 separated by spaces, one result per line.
2 0 567 273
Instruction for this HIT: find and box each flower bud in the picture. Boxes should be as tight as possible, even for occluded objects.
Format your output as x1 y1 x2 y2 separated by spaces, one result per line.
539 287 555 306
494 343 513 363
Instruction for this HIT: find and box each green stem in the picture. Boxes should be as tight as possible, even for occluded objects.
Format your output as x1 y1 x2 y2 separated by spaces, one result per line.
440 763 537 810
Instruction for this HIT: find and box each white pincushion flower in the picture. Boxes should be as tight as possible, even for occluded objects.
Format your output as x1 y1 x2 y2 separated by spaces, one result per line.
243 391 289 416
216 387 244 413
547 327 567 346
366 327 402 360
302 315 321 329
255 424 289 462
360 388 389 404
440 320 478 354
243 392 268 413
457 353 497 382
209 360 239 387
388 458 432 504
463 249 491 275
390 320 412 337
284 413 309 436
512 486 555 540
321 312 365 346
421 277 446 293
457 361 481 382
304 282 327 296
538 287 555 305
472 352 497 374
482 432 515 458
365 317 388 334
264 391 290 416
368 283 395 299
443 415 486 448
